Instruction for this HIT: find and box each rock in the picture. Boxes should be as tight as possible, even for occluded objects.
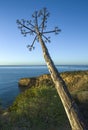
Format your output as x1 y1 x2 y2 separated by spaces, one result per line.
18 74 53 88
18 78 36 88
18 71 88 93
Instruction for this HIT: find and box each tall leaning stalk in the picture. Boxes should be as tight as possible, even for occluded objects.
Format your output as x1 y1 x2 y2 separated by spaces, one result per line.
17 8 87 130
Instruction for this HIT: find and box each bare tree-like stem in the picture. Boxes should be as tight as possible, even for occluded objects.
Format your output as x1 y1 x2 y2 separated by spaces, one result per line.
17 8 87 130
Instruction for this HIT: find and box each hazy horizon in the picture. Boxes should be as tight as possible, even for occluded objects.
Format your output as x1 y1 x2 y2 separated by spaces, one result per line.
0 64 88 66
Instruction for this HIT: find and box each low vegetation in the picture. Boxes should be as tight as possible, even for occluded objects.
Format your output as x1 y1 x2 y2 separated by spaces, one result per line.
0 70 88 130
0 86 71 130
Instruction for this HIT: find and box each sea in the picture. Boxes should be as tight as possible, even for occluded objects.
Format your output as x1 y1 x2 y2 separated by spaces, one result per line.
0 65 88 108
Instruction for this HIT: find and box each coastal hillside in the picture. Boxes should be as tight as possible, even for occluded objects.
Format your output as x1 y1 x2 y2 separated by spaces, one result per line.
0 70 88 130
18 70 88 123
19 70 88 93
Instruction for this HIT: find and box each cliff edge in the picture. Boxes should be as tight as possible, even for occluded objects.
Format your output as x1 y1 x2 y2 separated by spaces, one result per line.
19 70 88 93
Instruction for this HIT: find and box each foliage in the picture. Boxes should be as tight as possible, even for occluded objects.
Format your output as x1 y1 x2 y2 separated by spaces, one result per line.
9 86 70 129
0 86 70 130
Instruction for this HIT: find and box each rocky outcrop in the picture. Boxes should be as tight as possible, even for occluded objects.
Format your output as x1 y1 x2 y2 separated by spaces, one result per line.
18 78 37 87
19 71 88 93
18 70 88 124
18 70 88 106
18 74 54 88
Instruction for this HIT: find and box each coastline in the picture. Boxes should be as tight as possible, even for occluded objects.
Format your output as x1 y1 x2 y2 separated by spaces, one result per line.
19 70 88 92
0 70 88 129
1 65 88 109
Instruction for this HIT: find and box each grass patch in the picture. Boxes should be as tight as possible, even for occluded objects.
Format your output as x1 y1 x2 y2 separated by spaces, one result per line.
0 86 71 130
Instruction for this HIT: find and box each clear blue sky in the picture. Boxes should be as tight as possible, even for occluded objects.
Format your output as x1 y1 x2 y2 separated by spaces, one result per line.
0 0 88 65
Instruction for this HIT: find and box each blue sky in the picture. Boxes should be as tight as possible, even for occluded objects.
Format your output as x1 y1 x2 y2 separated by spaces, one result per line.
0 0 88 65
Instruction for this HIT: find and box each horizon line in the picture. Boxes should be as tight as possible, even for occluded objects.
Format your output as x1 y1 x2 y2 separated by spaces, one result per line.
0 64 88 66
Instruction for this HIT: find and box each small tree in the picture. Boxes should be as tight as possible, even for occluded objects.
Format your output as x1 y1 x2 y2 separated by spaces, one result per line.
17 8 87 130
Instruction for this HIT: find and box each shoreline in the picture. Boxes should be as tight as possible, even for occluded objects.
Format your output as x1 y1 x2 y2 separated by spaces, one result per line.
0 70 88 129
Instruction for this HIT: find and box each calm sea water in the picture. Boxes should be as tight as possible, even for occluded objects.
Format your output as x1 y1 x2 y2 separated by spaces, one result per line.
0 65 88 108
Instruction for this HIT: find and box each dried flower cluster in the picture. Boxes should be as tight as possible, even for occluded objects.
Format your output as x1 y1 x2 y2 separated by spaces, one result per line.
17 8 61 51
